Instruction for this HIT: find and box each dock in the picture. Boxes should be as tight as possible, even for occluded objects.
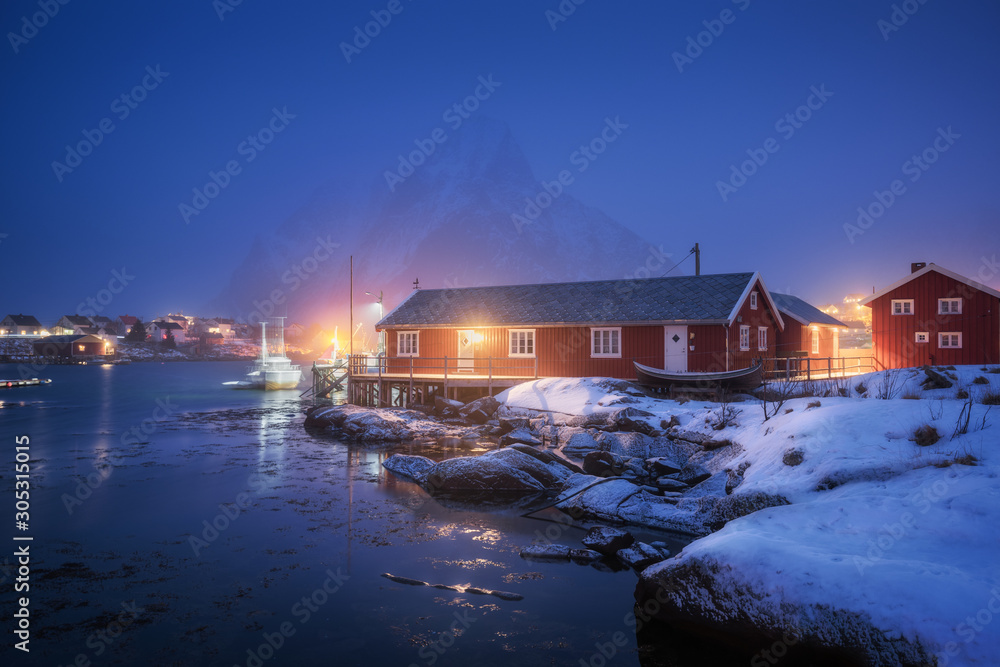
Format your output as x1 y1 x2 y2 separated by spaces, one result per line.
1 378 52 389
339 356 537 407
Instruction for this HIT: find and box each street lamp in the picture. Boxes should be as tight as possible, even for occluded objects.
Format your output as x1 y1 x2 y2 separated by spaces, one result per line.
365 290 384 356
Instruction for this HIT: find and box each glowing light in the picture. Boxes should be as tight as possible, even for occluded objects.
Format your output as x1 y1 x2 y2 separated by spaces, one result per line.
472 332 484 344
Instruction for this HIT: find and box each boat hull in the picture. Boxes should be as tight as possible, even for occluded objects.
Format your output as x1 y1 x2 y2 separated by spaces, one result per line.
633 360 764 391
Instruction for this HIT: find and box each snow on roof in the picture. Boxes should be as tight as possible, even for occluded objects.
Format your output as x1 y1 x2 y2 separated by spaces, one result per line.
770 292 847 327
378 272 769 328
860 263 1000 305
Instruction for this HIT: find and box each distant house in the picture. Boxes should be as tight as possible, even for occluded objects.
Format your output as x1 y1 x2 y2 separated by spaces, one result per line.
118 314 139 331
770 293 847 359
214 318 236 340
148 321 186 344
861 263 1000 369
285 322 305 342
166 315 189 331
1 314 43 336
33 334 110 358
53 315 94 336
376 272 784 379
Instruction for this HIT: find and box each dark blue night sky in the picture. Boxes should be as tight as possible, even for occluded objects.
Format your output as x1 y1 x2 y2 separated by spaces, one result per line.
2 0 998 324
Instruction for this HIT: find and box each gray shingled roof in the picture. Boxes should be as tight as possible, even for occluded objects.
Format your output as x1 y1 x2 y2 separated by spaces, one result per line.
378 273 757 328
770 292 846 327
3 314 42 327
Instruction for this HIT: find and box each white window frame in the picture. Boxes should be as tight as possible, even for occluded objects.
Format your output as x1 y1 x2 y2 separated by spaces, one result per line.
811 327 820 354
397 331 419 357
891 299 914 315
739 325 750 351
508 329 535 358
590 327 621 358
757 326 767 351
938 332 962 349
938 298 962 315
750 292 758 310
915 331 929 344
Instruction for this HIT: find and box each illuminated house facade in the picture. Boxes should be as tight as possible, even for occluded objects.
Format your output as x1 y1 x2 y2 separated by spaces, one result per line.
862 263 1000 369
375 272 784 379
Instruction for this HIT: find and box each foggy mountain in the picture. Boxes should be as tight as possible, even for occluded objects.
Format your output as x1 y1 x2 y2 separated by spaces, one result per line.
208 117 674 330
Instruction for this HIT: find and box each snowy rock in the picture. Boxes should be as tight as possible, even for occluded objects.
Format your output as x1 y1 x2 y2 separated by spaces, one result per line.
596 431 653 458
616 542 666 571
307 404 478 442
459 395 501 424
609 408 657 435
676 461 712 486
382 453 436 483
646 456 682 475
498 428 541 447
583 451 624 477
782 448 804 466
654 477 689 492
520 544 603 563
581 526 634 556
424 447 571 493
506 444 583 474
498 417 531 434
562 431 600 458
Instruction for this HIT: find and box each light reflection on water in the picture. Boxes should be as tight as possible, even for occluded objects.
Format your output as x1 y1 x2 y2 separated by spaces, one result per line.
0 361 743 666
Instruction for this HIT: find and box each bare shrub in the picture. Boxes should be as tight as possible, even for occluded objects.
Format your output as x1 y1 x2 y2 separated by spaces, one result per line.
757 379 800 422
972 376 989 385
807 401 821 409
874 369 904 400
981 390 1000 406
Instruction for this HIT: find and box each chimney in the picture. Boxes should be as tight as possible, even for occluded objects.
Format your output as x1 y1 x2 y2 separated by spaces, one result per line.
911 262 927 274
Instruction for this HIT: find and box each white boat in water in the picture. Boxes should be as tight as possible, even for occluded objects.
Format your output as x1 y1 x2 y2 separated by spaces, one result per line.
225 318 302 390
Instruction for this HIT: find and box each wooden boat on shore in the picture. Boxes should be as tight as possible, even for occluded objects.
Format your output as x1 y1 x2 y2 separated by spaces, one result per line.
633 360 764 392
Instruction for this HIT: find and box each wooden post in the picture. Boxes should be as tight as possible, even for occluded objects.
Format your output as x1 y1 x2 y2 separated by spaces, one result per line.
827 357 831 379
488 357 493 394
408 356 414 405
534 356 538 379
806 357 811 381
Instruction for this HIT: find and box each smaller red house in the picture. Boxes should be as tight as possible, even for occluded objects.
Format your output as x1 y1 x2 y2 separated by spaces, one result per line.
861 263 1000 369
770 292 846 359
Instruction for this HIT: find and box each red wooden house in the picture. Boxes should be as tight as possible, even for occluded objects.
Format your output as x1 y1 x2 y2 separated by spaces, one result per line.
374 272 783 382
861 263 1000 369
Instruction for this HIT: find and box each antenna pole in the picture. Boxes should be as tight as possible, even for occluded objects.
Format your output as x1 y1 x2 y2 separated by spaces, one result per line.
349 256 354 361
692 242 701 276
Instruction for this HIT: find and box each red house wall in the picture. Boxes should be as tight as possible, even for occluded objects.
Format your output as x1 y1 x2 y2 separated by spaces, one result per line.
776 322 838 358
867 270 999 369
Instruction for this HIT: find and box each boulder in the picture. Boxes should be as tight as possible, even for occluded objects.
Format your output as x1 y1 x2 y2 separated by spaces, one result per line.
596 431 654 458
920 366 953 390
424 448 570 493
498 417 531 434
782 448 804 467
654 477 689 493
310 404 476 442
616 542 666 570
434 395 465 417
581 526 634 556
583 451 624 477
382 453 436 483
459 395 501 424
646 456 683 475
506 444 583 474
610 408 657 435
562 431 601 458
520 544 603 563
676 461 712 487
499 427 542 447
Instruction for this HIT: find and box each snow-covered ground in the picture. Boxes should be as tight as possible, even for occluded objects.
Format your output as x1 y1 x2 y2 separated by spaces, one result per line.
497 367 1000 665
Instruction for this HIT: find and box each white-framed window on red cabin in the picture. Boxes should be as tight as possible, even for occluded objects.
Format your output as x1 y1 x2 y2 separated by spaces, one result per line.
938 298 962 315
938 332 962 349
750 292 758 309
891 299 914 315
811 328 820 354
397 331 419 356
739 325 750 351
590 327 621 358
757 326 767 351
509 329 535 357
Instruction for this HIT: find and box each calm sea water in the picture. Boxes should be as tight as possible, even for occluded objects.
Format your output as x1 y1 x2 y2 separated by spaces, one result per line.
0 361 738 666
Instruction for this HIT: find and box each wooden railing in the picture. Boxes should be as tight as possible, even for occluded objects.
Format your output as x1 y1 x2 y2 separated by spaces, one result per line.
763 355 873 381
348 355 538 380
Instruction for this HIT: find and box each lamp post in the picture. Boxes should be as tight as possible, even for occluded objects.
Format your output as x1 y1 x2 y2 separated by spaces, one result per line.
365 290 384 356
